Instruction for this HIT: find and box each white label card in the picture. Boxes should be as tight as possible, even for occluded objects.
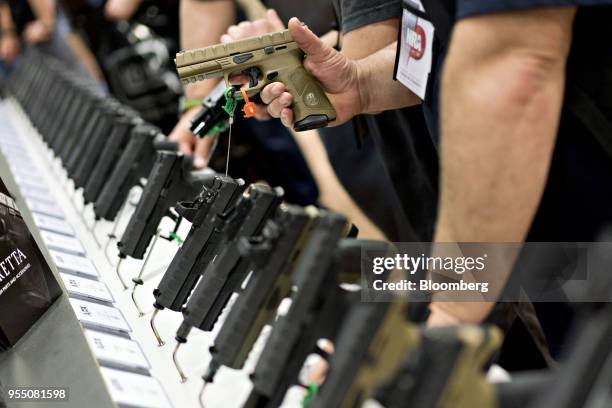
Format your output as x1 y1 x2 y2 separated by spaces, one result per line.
15 175 47 191
84 330 150 372
69 298 131 333
41 230 85 255
396 0 435 100
26 198 65 219
50 250 99 278
100 367 172 408
33 213 75 236
60 273 113 303
22 187 53 203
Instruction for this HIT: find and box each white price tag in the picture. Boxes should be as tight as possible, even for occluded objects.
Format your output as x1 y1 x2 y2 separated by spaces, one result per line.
22 187 53 203
84 330 150 372
41 230 85 255
395 0 435 100
14 175 48 191
50 250 99 278
1 147 27 159
70 299 131 333
100 368 171 408
26 198 65 219
0 138 22 147
33 213 75 236
60 273 113 303
9 164 40 180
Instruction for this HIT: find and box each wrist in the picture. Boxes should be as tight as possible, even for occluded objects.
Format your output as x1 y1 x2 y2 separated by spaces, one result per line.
355 59 371 116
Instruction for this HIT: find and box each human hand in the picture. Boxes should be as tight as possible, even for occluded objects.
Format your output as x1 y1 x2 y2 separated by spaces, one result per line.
169 107 216 169
260 18 362 128
0 33 19 64
23 20 52 44
221 9 286 121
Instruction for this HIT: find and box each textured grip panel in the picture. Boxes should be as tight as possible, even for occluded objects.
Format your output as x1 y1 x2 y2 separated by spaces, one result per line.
212 269 272 368
281 57 336 131
72 111 119 188
83 120 134 204
94 130 148 220
117 152 178 259
183 246 242 329
63 105 102 174
155 222 216 311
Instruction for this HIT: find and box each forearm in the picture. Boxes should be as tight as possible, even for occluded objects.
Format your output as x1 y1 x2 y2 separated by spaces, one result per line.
291 129 387 240
430 9 575 323
0 3 15 33
27 0 55 27
180 0 235 98
356 41 421 114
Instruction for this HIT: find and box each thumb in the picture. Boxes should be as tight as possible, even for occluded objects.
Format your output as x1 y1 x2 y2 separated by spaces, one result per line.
288 18 330 62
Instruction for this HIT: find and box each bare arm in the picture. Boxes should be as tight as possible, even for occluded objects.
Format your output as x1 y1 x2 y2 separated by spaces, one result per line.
169 0 235 167
180 0 235 99
0 3 15 32
429 7 576 325
0 3 19 63
27 0 55 27
291 129 386 240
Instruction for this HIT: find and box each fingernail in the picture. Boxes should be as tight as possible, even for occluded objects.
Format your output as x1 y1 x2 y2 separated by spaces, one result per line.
193 157 207 168
273 83 284 94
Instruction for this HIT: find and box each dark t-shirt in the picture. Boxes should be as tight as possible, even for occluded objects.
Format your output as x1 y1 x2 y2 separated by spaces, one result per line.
342 0 612 358
265 0 336 36
338 0 440 242
342 0 612 239
264 0 432 241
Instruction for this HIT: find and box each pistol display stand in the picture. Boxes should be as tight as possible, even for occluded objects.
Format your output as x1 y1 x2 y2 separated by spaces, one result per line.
0 130 114 408
0 99 258 408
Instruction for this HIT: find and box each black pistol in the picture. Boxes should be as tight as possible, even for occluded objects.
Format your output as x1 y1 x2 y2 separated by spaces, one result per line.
94 125 177 221
150 175 246 323
199 205 316 393
116 151 215 260
245 234 380 408
175 184 284 342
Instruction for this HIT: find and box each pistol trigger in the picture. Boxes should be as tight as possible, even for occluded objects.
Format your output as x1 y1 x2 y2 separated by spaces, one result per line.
246 67 261 88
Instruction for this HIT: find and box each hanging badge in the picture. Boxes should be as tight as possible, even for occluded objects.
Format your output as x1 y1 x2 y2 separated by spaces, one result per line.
395 0 435 100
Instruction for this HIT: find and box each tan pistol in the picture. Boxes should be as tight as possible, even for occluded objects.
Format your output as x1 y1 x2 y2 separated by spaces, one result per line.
175 29 337 131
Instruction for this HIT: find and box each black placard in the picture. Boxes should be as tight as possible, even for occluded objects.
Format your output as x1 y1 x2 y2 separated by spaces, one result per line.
0 179 62 350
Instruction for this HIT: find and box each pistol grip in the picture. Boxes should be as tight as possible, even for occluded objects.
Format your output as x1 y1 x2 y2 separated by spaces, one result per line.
279 62 337 132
